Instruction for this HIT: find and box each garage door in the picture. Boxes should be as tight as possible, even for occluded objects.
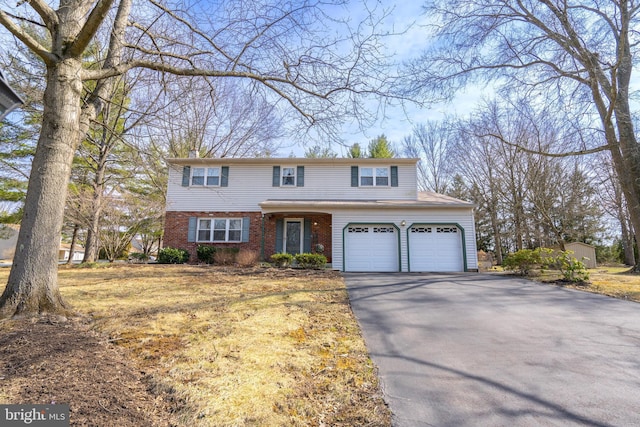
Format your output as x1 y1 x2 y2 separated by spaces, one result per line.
409 225 464 272
345 224 399 272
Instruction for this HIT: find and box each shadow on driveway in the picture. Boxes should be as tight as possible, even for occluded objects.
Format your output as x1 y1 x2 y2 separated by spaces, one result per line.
345 273 640 427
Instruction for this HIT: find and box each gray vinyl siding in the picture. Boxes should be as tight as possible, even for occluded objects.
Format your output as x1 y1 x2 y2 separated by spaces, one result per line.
166 163 418 212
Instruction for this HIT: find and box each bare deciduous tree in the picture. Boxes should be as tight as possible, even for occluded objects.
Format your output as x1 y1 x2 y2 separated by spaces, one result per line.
405 0 640 268
452 100 603 261
0 0 391 317
402 121 454 193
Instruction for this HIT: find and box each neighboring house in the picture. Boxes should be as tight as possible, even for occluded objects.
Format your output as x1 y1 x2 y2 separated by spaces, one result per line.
0 224 19 260
164 157 478 272
565 242 597 269
0 225 84 262
59 244 85 262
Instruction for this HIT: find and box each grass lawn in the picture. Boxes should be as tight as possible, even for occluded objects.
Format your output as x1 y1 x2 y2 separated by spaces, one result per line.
530 265 640 302
0 264 391 426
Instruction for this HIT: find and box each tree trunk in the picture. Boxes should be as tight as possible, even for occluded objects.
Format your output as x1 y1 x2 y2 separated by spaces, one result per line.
619 210 635 266
82 193 103 263
82 130 109 263
0 59 83 317
66 223 80 265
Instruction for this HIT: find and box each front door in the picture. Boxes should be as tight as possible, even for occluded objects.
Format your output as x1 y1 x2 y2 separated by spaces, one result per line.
284 219 303 255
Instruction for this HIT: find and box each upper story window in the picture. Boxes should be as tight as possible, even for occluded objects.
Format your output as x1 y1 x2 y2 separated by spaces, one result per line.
351 165 398 187
273 166 304 187
360 167 389 187
191 167 220 186
197 218 242 242
181 166 228 187
282 167 296 186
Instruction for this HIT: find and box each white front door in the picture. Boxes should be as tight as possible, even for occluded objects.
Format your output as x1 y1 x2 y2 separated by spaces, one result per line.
284 219 303 255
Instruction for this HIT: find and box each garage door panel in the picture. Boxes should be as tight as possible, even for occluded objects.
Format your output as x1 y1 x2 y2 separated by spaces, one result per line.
409 225 463 272
345 224 399 272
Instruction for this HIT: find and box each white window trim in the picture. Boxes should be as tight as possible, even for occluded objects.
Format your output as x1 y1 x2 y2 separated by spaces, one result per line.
197 218 242 242
191 167 221 187
196 218 212 241
280 166 297 187
359 166 390 187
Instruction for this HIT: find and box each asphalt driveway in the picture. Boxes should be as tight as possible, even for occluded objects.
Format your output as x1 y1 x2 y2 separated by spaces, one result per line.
344 273 640 427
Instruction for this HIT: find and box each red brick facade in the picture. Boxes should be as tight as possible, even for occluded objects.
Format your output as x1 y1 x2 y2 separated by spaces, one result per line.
263 213 332 262
164 211 332 263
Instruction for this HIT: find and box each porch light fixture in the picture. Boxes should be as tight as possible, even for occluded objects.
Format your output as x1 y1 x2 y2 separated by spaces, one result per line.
313 221 318 226
0 70 23 121
400 220 406 227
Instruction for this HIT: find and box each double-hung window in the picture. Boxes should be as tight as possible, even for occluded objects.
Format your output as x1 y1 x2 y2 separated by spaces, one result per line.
360 167 389 187
273 165 304 187
191 167 220 186
198 219 212 241
191 168 205 186
281 167 296 186
206 167 220 186
197 218 242 242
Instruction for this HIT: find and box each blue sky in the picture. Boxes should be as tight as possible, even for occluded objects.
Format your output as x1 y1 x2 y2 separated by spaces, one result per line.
311 0 490 155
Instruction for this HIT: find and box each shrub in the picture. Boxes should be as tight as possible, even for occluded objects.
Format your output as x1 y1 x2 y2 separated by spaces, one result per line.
502 249 543 276
503 248 589 282
553 250 590 282
214 247 239 265
196 245 216 264
271 253 294 268
158 247 190 264
294 253 327 269
128 253 149 263
236 249 259 267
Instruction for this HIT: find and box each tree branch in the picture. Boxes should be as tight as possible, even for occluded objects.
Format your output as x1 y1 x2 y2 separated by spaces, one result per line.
66 0 117 57
481 131 612 158
25 0 58 32
0 10 56 64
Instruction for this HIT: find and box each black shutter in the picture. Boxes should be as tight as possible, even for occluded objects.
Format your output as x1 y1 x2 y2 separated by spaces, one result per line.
272 166 281 187
242 217 250 242
351 166 358 187
303 219 312 253
275 219 284 252
182 166 191 187
221 166 229 187
391 166 398 187
187 217 197 242
297 166 304 187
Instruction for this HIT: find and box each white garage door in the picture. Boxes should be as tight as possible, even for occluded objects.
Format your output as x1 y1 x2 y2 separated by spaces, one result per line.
409 225 464 272
345 224 399 272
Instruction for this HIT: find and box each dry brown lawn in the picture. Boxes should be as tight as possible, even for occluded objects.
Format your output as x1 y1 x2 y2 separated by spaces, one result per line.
0 264 391 426
531 265 640 302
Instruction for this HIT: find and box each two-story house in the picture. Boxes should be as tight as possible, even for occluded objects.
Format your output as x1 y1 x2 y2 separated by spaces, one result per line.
164 157 478 272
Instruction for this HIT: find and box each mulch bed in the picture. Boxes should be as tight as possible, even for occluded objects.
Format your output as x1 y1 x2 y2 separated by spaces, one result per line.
0 316 179 426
